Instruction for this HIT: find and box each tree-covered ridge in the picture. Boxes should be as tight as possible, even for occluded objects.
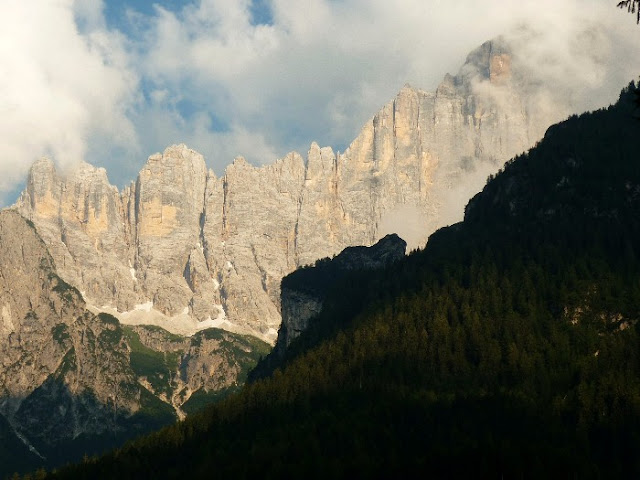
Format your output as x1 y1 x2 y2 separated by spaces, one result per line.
466 81 640 226
281 233 406 297
32 83 640 479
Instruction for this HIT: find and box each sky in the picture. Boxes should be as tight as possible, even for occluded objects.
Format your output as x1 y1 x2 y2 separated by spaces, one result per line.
0 0 638 205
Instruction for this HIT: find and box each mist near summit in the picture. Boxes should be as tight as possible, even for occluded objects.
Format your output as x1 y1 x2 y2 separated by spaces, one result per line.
0 0 638 205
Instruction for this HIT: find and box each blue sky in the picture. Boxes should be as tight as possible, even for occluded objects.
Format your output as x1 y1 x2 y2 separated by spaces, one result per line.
105 0 186 22
0 0 638 204
103 0 273 28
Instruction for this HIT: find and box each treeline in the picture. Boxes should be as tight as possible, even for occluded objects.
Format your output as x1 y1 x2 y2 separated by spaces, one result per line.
17 83 640 479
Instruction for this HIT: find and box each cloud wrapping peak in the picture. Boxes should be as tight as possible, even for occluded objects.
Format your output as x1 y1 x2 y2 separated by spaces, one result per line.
0 0 137 199
0 0 638 204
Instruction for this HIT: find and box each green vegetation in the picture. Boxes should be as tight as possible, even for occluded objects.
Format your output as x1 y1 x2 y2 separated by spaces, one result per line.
119 325 269 417
282 255 336 296
96 313 119 326
54 348 77 379
28 84 640 478
133 387 177 429
51 324 70 345
181 387 239 416
131 324 184 343
195 328 270 357
51 278 80 303
96 315 123 345
122 327 180 399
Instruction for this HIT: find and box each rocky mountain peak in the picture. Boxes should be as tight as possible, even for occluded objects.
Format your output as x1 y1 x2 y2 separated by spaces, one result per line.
230 156 250 168
333 233 407 271
25 156 56 184
306 142 336 181
136 144 207 239
459 37 511 83
13 37 570 344
255 233 407 370
490 51 512 85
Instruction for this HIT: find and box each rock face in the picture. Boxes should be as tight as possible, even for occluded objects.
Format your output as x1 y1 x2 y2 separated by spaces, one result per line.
123 325 269 417
0 210 269 473
277 290 323 353
14 38 568 344
276 234 408 356
0 210 140 458
248 233 407 382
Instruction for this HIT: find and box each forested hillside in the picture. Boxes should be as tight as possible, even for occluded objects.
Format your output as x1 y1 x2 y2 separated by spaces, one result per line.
30 82 640 479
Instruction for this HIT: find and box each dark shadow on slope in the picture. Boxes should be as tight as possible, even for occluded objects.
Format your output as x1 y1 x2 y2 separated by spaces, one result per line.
31 81 640 479
1 378 175 479
0 412 41 479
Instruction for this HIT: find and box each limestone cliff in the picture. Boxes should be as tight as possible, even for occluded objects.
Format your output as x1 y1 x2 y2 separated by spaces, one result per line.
0 210 142 459
276 234 408 357
14 38 568 343
248 233 407 382
0 210 269 472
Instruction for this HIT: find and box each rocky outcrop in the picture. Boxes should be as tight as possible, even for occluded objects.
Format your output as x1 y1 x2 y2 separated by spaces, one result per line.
274 234 407 357
277 290 323 353
14 38 569 344
0 210 269 471
249 234 407 381
0 210 142 456
18 158 136 313
124 325 269 417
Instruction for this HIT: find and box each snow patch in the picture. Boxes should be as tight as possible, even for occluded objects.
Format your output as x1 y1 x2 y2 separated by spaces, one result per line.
212 278 220 289
135 301 153 312
85 300 268 341
225 261 233 271
192 305 244 336
265 327 278 342
130 268 137 281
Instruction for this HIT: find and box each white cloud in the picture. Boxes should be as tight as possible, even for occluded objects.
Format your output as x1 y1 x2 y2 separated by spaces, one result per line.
0 0 138 201
130 0 639 171
1 0 638 204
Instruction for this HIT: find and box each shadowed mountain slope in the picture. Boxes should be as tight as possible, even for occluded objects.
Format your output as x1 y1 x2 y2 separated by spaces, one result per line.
39 83 640 479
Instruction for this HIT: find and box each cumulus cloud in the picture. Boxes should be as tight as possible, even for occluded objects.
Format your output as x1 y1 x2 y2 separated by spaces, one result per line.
378 203 431 252
0 0 138 202
0 0 638 204
131 0 639 171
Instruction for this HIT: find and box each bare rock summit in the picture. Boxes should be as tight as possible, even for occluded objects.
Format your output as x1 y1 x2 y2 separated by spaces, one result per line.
14 38 572 344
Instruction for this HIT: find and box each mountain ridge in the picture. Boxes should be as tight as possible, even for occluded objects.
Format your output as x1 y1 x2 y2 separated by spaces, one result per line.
14 37 570 345
40 81 640 480
0 35 603 476
0 209 269 477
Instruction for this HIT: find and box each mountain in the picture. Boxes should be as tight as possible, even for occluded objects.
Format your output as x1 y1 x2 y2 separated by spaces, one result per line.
38 84 640 479
0 410 40 476
2 36 588 476
251 233 407 378
14 38 568 346
0 209 269 477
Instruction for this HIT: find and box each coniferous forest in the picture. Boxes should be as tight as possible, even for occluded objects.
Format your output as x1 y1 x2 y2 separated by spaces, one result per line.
16 84 640 479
